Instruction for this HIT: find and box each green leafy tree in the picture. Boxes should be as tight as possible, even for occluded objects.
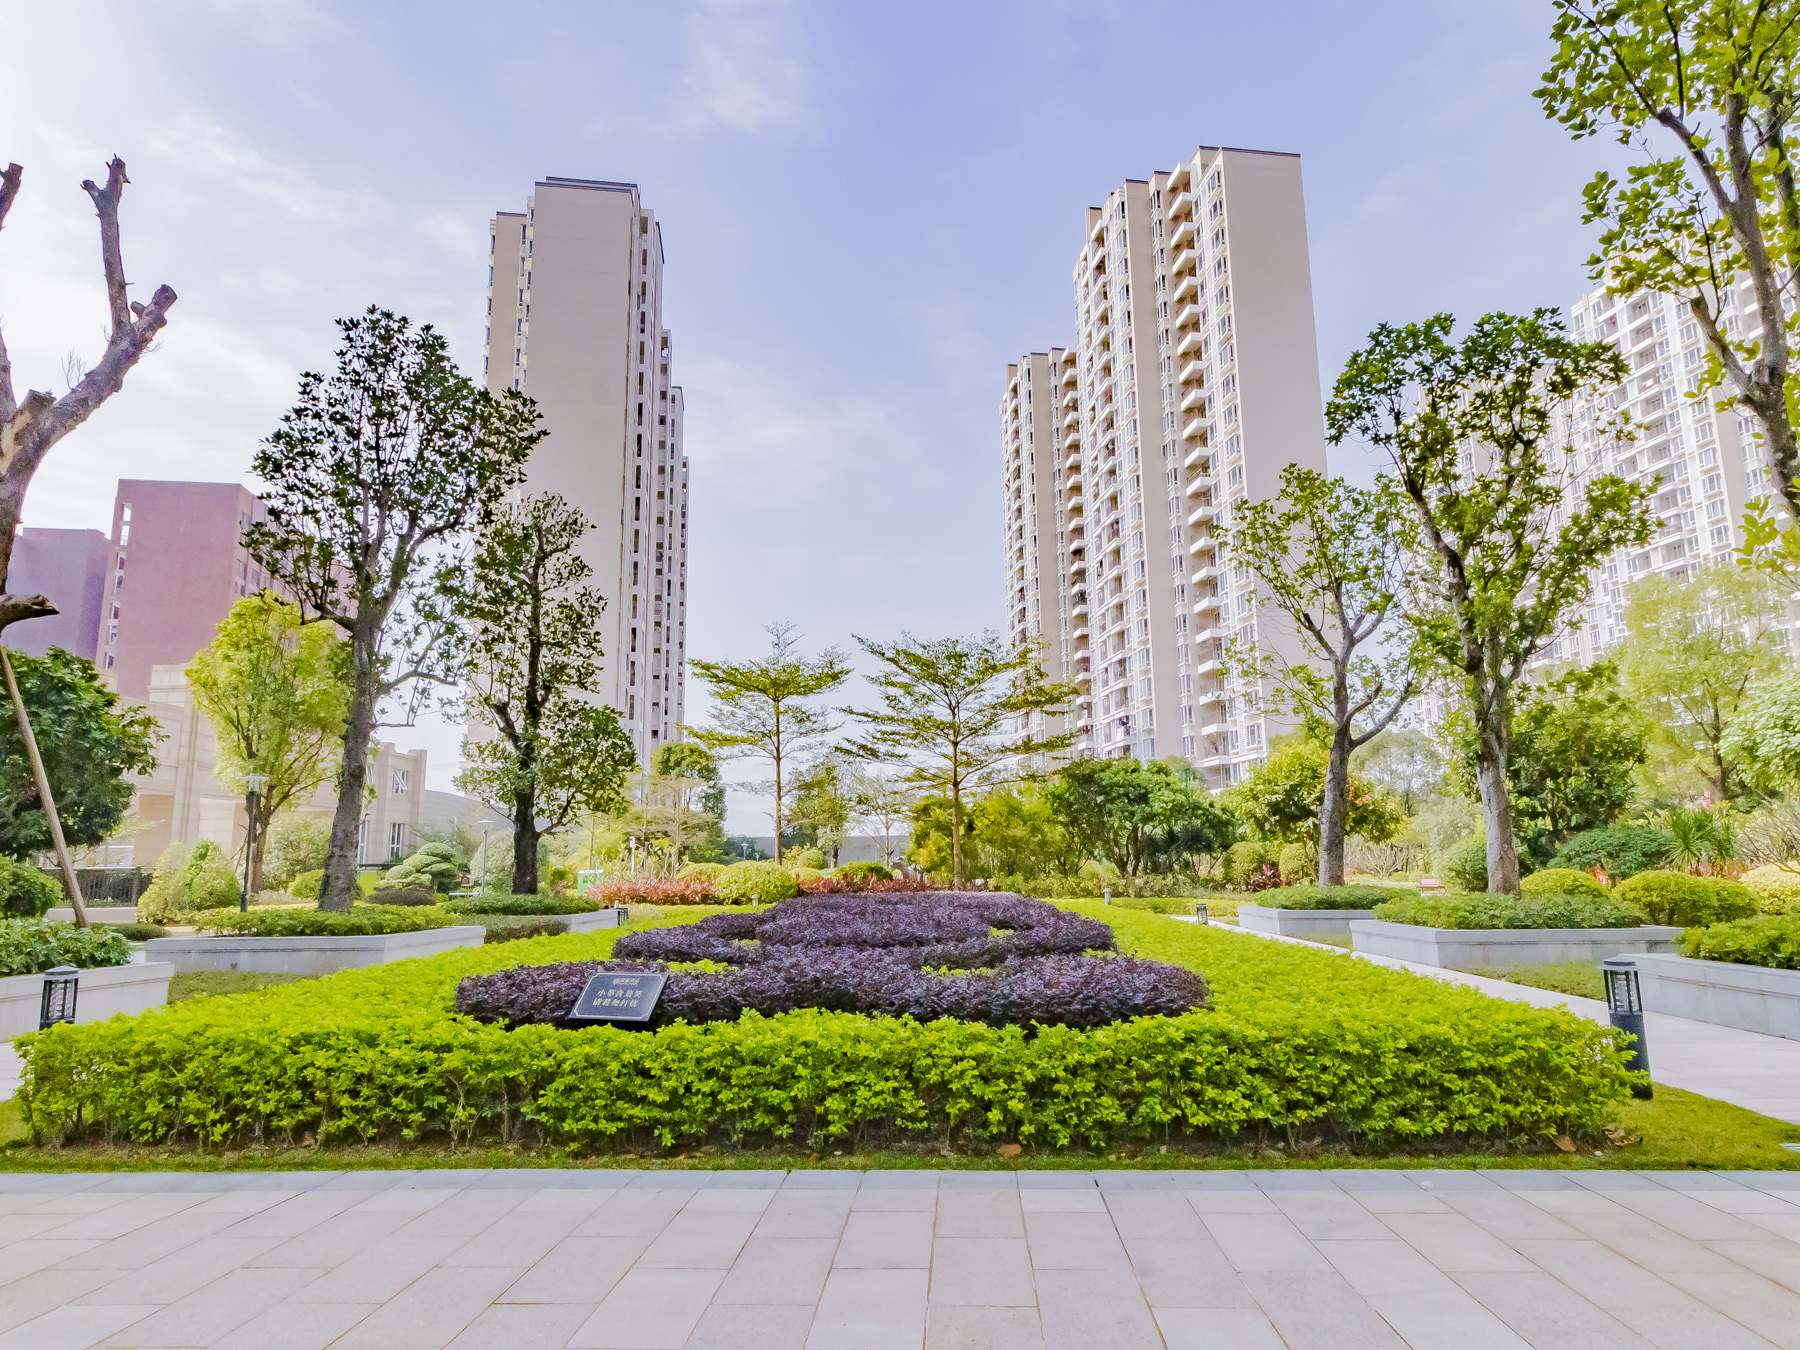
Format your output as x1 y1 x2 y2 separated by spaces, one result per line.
247 308 539 910
1447 662 1650 863
1046 756 1237 877
634 741 726 866
686 622 851 863
970 785 1083 879
1224 465 1418 885
1618 562 1784 801
850 766 917 868
450 492 636 894
262 814 331 892
1327 310 1655 893
842 631 1076 888
0 647 160 860
1224 732 1402 849
186 593 348 894
1539 2 1800 520
1722 664 1800 790
791 754 855 866
1352 727 1448 815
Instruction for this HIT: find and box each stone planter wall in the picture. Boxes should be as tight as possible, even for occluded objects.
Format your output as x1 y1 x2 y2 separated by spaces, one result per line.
1632 953 1800 1040
143 925 486 975
1237 905 1375 941
44 907 141 926
562 908 629 934
1349 919 1682 969
0 961 174 1038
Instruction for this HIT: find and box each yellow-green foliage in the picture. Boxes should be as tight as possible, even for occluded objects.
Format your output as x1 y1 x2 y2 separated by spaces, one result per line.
287 869 324 900
1615 870 1757 927
715 860 799 905
786 846 827 870
16 903 1635 1152
1277 843 1316 886
788 867 827 884
138 841 242 923
1519 868 1608 901
1222 841 1280 888
1741 864 1800 914
676 862 725 883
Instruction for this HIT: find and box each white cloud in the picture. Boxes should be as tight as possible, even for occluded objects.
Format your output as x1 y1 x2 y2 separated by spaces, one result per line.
677 0 809 134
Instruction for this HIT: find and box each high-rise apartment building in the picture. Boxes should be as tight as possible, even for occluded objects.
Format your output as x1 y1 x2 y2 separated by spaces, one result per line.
484 177 689 763
6 526 110 660
1004 147 1329 786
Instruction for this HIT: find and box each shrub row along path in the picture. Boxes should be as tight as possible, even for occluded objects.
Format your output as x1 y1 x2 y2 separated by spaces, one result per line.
2 1166 1800 1349
1196 919 1800 1125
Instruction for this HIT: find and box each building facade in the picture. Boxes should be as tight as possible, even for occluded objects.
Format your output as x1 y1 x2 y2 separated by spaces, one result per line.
484 177 689 763
6 527 109 660
1004 146 1330 786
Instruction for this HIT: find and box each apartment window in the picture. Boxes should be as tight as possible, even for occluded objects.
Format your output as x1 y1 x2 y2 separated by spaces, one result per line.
392 769 409 796
388 823 404 856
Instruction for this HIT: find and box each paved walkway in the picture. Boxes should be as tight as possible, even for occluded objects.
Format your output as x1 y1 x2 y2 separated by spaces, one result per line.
3 1167 1800 1349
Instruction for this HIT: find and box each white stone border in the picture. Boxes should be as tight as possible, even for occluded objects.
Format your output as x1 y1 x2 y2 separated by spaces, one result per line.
143 925 486 974
1350 919 1682 969
0 962 174 1038
1237 904 1375 940
1632 953 1800 1041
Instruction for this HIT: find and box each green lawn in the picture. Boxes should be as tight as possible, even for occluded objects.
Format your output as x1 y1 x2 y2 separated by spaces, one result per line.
168 971 318 1003
1470 961 1606 1000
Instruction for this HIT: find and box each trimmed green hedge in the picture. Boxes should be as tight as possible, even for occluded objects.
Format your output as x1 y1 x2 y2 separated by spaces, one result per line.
1614 870 1756 928
15 903 1635 1152
1252 884 1412 911
1679 912 1800 969
1372 893 1647 930
447 894 600 916
0 920 131 976
715 861 798 905
1519 868 1608 902
0 858 61 919
193 905 455 937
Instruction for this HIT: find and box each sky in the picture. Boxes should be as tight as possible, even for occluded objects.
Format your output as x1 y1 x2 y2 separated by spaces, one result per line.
0 0 1631 835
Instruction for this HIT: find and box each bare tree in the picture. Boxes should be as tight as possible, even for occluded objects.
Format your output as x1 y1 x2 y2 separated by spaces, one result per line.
0 158 176 631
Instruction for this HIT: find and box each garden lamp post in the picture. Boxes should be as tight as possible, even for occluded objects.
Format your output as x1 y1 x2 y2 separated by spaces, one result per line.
1601 958 1653 1100
1194 902 1208 925
478 818 504 891
40 966 79 1030
239 772 270 912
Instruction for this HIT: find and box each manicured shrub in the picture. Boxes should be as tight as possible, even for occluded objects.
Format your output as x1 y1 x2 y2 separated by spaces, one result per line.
1614 870 1756 927
0 857 61 919
16 905 1636 1152
1710 879 1756 918
262 815 330 892
1277 843 1315 886
1741 864 1800 914
1222 841 1280 890
1442 832 1487 893
788 867 828 885
1679 912 1800 969
715 861 799 905
139 840 242 922
1252 884 1412 911
1372 893 1648 930
1551 823 1674 881
0 919 131 976
287 869 324 900
1518 868 1607 902
587 877 717 906
372 886 441 908
193 905 453 937
675 862 726 883
447 894 600 916
103 922 169 941
836 861 895 883
786 847 828 871
381 842 462 894
479 916 569 944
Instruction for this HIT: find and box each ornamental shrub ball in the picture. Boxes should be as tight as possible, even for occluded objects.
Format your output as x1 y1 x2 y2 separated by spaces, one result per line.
1254 884 1412 911
287 869 324 900
185 848 244 912
788 866 827 885
381 842 461 894
0 856 61 918
1741 865 1800 914
837 861 894 882
1519 868 1607 902
787 846 827 871
715 860 799 905
1680 912 1800 969
138 839 240 920
1550 823 1673 880
1614 870 1756 927
136 841 191 923
1277 843 1316 886
1710 878 1756 919
1443 832 1488 893
372 885 440 907
675 862 725 883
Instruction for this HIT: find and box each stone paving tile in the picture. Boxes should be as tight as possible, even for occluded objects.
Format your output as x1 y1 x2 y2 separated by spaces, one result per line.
1103 1190 1209 1242
51 1211 245 1273
35 1193 209 1243
754 1189 854 1239
495 1235 652 1304
346 1187 457 1214
441 1300 596 1350
0 1268 117 1337
1381 1211 1539 1271
1267 1190 1395 1241
1555 1208 1748 1274
1018 1188 1104 1213
1741 1213 1800 1242
241 1207 412 1269
938 1172 1017 1191
0 1210 84 1243
215 1189 367 1239
926 1237 1035 1306
21 1192 137 1216
0 1302 158 1350
1239 1269 1408 1349
73 1234 285 1306
924 1305 1045 1350
513 1188 618 1215
208 1301 377 1350
1707 1239 1800 1295
1013 1172 1095 1190
439 1204 590 1267
1664 1270 1800 1350
100 1266 325 1347
0 1238 106 1282
388 1186 528 1238
687 1303 816 1350
1153 1306 1287 1349
637 1208 761 1270
1120 1234 1257 1309
854 1171 941 1191
807 1268 928 1350
1022 1210 1132 1271
332 1265 527 1349
1319 1237 1530 1349
1035 1277 1162 1350
1199 1211 1332 1272
713 1235 838 1306
851 1187 937 1213
1405 1171 1502 1192
573 1188 694 1238
1608 1189 1788 1241
1511 1237 1776 1349
0 1174 103 1196
834 1210 934 1269
285 1231 469 1304
932 1188 1024 1238
569 1267 727 1349
784 1171 862 1190
1449 1270 1655 1349
1183 1188 1279 1214
1439 1189 1587 1240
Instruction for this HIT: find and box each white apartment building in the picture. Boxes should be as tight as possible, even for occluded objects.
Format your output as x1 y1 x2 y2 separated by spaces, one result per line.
1003 146 1330 786
485 177 690 763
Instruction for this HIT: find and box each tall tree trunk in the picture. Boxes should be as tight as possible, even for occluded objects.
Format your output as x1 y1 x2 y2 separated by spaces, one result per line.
1319 722 1353 887
773 744 784 863
1475 711 1520 894
949 771 964 889
513 783 538 895
321 668 377 912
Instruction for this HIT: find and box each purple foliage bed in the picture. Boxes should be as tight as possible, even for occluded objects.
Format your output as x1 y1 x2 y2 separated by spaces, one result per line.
454 891 1209 1031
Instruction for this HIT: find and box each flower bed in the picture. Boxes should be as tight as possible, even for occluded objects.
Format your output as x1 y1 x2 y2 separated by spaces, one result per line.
455 893 1200 1030
1252 885 1413 910
1679 912 1800 970
1372 894 1647 930
194 905 455 937
447 894 600 916
15 902 1637 1152
0 919 131 977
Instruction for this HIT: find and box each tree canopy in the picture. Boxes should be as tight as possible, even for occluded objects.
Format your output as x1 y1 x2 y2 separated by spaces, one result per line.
1045 756 1237 876
1224 732 1403 849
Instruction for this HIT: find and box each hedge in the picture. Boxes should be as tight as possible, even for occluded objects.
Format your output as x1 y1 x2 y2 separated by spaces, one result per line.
193 905 455 937
1614 870 1757 928
716 861 800 905
448 894 600 916
1551 824 1674 881
1740 865 1800 915
0 857 61 919
1680 912 1800 970
1372 893 1647 930
1518 868 1608 902
15 903 1636 1152
1252 884 1411 911
0 919 131 977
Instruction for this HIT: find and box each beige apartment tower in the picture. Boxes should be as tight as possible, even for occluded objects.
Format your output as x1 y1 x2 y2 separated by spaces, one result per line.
485 177 689 762
1004 146 1328 786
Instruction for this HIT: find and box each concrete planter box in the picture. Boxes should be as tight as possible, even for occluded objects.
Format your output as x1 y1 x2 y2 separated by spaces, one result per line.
45 907 141 926
1 961 174 1038
561 908 629 934
1633 953 1800 1040
1238 904 1375 940
1349 919 1682 969
142 925 486 975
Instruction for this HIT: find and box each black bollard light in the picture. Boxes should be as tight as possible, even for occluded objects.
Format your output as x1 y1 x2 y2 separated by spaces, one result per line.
1195 902 1209 925
1601 958 1653 1100
39 965 79 1031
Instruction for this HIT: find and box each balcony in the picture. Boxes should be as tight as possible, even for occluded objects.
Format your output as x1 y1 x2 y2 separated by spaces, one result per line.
1180 387 1207 413
1169 218 1195 248
1187 502 1219 526
1169 191 1194 217
1194 658 1223 677
1202 752 1234 769
1184 447 1210 474
1064 452 1081 471
1172 273 1198 303
1072 626 1090 643
1182 417 1207 442
1066 474 1083 496
1179 360 1205 385
1064 430 1080 449
1174 303 1202 329
1170 245 1196 277
1062 389 1079 409
1063 410 1079 430
1197 685 1226 704
1177 329 1205 357
1190 561 1220 581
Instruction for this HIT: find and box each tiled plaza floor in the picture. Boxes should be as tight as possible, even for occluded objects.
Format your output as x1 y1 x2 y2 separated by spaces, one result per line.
3 1167 1800 1349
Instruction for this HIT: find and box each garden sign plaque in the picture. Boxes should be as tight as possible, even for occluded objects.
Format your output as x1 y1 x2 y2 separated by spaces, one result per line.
570 972 666 1024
